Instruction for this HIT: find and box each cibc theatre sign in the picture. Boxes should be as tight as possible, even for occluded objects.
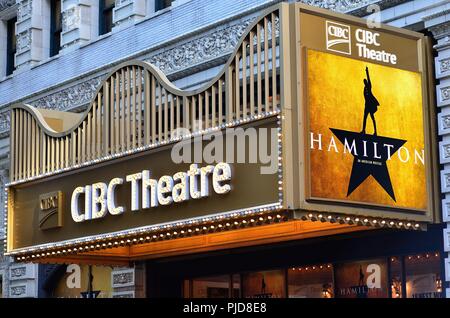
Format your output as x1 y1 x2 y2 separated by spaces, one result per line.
5 3 439 261
70 162 232 223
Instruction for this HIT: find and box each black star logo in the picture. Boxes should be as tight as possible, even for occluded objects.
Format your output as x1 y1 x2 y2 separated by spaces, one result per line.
330 128 406 202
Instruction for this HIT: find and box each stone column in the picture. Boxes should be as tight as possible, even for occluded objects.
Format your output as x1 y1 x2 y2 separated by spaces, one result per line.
0 169 8 249
424 11 450 298
0 168 9 298
15 0 51 71
8 263 39 297
113 0 146 31
61 0 98 53
0 167 39 298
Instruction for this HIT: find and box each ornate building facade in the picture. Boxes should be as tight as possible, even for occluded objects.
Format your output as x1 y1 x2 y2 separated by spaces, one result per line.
0 0 449 298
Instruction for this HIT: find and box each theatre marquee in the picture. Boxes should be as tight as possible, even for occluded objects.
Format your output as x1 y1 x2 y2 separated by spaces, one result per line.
4 3 440 263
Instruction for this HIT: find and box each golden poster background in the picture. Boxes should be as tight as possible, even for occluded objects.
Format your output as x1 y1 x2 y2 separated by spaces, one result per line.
307 49 426 210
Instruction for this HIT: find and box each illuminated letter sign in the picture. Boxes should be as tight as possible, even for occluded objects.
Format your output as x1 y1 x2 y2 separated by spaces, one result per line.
70 162 233 223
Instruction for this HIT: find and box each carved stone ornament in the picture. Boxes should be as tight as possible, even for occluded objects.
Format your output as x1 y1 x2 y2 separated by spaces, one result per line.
16 30 31 54
0 112 10 134
17 0 32 21
62 6 81 33
10 285 26 296
113 272 134 285
30 77 103 111
442 87 450 102
0 0 15 11
440 58 450 74
145 19 255 73
299 0 408 16
10 266 26 278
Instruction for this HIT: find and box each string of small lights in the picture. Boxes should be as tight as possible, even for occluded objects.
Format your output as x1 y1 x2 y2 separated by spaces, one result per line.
14 209 290 262
296 211 424 230
405 252 440 261
290 264 333 271
390 253 440 263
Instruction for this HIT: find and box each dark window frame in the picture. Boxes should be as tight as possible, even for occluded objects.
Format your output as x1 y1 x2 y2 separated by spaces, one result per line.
155 0 173 12
99 0 115 36
6 16 17 76
50 0 62 57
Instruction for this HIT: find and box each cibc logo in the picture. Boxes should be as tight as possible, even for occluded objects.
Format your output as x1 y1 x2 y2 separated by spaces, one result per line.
326 21 351 55
39 191 63 230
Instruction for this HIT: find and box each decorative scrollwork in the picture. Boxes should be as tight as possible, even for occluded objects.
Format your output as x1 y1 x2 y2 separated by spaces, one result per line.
0 0 15 12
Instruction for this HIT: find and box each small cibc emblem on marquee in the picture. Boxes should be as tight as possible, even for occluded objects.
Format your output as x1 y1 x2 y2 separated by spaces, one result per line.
326 20 352 55
39 191 63 230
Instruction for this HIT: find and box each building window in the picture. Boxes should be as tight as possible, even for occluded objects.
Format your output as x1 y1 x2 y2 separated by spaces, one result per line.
185 274 240 298
6 17 17 76
334 259 389 298
288 264 334 298
155 0 173 12
389 256 403 298
50 0 62 57
405 252 442 298
99 0 115 35
242 270 286 298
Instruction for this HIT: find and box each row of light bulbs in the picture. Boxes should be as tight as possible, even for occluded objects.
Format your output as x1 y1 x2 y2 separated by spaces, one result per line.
407 253 439 260
8 202 283 257
14 211 289 262
291 264 332 271
301 212 422 230
390 253 440 262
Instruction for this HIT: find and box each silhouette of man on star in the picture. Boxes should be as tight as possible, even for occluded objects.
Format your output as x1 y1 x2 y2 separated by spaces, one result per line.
361 66 380 136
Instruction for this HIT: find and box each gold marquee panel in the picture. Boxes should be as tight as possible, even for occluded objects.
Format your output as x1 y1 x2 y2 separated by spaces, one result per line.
5 3 440 264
